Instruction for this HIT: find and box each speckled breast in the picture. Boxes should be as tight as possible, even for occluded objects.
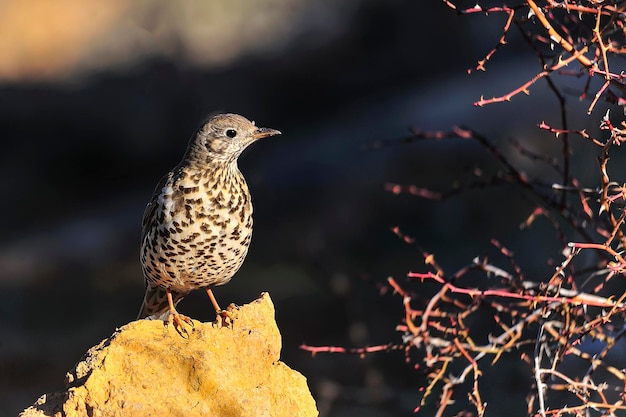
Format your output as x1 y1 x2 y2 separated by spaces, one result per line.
140 167 253 292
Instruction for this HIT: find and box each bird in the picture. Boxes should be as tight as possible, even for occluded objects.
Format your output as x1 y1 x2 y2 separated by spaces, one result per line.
137 113 281 336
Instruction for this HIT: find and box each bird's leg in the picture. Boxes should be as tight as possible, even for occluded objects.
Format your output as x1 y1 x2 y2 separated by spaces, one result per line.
165 289 194 338
205 287 233 328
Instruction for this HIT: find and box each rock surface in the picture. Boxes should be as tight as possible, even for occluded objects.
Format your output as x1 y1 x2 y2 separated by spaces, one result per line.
19 293 318 417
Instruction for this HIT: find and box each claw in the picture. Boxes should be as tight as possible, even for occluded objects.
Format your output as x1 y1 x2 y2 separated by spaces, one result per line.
162 288 194 338
165 311 194 338
206 287 236 329
212 309 234 329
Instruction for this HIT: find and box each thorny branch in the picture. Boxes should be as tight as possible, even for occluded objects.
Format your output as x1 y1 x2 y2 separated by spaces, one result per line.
464 0 626 110
302 1 626 416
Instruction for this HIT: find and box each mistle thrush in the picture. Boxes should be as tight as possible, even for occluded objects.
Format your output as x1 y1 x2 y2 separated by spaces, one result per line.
137 113 280 335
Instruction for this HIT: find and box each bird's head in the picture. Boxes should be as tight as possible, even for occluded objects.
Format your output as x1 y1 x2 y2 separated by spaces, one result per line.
186 113 281 165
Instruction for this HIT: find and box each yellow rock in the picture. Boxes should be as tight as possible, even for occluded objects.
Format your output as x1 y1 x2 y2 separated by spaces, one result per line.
20 293 318 417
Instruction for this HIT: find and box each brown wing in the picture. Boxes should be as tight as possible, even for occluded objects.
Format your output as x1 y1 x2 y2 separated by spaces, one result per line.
140 170 174 243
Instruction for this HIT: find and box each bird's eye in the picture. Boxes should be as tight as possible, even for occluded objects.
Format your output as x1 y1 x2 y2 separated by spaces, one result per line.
225 129 237 138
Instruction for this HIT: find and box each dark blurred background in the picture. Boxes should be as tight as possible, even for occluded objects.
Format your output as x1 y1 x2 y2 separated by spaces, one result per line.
0 1 608 416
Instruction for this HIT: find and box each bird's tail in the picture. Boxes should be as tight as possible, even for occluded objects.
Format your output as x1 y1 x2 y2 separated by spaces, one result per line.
137 285 188 320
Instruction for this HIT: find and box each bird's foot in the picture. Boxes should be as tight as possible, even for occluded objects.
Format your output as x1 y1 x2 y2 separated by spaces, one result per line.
165 311 195 338
212 308 235 329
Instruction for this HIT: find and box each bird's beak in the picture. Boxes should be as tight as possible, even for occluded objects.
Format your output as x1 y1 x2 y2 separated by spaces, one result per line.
252 127 281 139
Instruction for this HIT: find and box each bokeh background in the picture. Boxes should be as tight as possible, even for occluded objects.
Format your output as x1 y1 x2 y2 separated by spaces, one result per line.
0 1 607 416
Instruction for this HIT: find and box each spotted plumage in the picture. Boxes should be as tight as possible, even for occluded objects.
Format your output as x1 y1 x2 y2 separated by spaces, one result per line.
137 113 280 335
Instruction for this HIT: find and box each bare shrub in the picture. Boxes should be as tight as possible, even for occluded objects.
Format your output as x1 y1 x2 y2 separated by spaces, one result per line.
304 1 626 416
